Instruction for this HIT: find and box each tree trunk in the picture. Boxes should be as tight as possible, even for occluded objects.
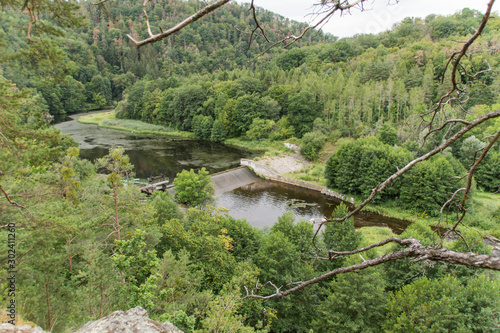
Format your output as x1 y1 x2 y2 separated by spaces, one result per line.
45 279 52 330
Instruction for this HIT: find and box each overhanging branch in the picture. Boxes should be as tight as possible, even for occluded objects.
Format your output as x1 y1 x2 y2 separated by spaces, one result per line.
127 0 231 48
244 238 500 300
312 109 500 250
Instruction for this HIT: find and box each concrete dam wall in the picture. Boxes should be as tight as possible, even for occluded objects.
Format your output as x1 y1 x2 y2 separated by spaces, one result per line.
240 158 354 204
211 166 259 194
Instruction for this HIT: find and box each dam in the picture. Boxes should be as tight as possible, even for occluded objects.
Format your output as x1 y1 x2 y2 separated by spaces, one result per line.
210 166 259 194
141 166 259 195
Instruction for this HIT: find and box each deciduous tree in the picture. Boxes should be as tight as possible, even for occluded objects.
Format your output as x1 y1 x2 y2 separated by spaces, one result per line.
173 167 214 207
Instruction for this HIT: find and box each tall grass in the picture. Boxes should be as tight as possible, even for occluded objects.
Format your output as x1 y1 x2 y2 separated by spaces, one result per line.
102 119 173 132
78 111 194 138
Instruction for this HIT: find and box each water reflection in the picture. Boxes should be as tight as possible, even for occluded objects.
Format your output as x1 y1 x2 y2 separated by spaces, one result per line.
216 179 409 233
56 112 258 179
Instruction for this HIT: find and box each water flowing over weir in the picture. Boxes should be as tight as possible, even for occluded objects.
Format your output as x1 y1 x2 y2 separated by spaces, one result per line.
210 166 259 194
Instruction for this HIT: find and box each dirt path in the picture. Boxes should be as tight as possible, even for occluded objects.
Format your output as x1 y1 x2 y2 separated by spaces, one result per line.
257 154 311 175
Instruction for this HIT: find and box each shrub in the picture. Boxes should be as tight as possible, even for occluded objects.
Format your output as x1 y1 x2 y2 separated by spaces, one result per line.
475 151 500 192
173 167 214 207
245 118 276 140
211 119 227 142
376 123 398 146
300 131 326 161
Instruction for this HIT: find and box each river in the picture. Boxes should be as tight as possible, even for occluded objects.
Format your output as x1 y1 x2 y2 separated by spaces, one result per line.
56 112 410 233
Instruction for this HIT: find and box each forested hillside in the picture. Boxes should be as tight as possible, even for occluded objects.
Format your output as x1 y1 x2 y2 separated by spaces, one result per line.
1 0 500 332
0 0 332 118
117 7 500 140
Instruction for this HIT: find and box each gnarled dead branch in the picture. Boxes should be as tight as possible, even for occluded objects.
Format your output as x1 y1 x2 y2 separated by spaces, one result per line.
244 238 500 300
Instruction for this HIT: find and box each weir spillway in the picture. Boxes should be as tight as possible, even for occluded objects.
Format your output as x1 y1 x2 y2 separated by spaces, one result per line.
210 166 259 194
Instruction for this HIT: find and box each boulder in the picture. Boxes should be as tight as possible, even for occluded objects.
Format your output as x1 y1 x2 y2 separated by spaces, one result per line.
75 306 183 333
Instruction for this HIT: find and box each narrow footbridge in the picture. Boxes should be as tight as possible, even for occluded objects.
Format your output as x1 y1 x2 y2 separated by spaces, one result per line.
139 180 173 195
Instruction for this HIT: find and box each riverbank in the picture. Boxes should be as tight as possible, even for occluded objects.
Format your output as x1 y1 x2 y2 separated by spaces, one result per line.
78 110 282 154
78 110 195 138
77 110 305 157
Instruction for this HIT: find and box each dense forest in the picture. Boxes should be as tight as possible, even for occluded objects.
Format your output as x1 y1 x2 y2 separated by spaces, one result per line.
1 0 500 332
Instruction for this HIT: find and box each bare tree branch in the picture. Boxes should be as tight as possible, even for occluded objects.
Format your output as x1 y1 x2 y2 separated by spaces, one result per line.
0 183 34 219
448 128 500 232
460 59 494 79
421 0 495 141
247 0 270 50
312 109 500 250
244 238 500 300
142 0 154 38
437 187 465 229
127 0 231 48
254 0 369 57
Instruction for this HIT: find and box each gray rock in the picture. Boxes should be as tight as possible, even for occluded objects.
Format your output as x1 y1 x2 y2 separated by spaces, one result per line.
75 306 183 333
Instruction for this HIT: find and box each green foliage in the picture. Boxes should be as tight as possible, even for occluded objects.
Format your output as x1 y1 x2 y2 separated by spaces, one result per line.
253 212 319 332
96 147 134 186
192 115 213 139
458 135 486 168
300 131 326 161
325 137 411 200
276 48 306 71
430 17 459 40
325 136 466 215
384 275 500 332
384 223 447 291
159 310 196 333
245 118 276 140
475 151 500 192
377 123 398 146
400 156 458 215
323 203 361 253
151 191 182 225
230 94 280 136
86 74 112 106
312 266 387 333
173 167 214 207
319 40 356 63
182 208 238 291
113 229 159 287
113 230 162 310
210 119 227 142
3 3 500 332
271 116 295 140
59 147 82 204
0 75 74 173
151 249 209 325
220 216 261 262
467 82 495 108
200 262 258 333
287 91 323 138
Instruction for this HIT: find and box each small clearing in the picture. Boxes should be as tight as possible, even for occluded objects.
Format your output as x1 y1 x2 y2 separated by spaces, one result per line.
258 154 311 175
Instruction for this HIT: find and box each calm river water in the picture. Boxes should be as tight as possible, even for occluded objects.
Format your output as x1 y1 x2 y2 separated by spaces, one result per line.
56 112 410 233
